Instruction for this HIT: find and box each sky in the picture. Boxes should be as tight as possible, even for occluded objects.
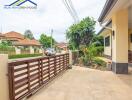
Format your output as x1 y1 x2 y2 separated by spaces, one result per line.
0 0 106 42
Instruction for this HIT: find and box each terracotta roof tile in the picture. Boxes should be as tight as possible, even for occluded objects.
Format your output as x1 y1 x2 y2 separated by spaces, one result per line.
4 31 24 39
14 38 41 46
2 31 41 46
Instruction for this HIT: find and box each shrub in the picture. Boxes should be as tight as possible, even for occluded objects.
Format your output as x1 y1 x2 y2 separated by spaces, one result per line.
96 46 104 56
93 58 106 67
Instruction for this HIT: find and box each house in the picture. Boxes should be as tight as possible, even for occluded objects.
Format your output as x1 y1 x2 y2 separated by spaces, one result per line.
56 42 68 53
98 0 132 74
0 31 43 54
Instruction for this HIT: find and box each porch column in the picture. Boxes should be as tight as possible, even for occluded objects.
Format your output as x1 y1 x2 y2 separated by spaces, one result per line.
112 9 128 74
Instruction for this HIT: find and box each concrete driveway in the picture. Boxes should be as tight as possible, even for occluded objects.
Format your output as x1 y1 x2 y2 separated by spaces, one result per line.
28 66 132 100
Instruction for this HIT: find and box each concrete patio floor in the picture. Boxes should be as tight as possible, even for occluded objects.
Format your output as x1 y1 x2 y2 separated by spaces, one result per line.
28 66 132 100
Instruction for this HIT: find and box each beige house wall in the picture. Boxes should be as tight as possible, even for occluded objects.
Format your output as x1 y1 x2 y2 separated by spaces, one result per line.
102 29 132 56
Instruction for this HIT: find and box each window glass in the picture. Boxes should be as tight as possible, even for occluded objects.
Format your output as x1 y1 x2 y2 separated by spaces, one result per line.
105 36 110 46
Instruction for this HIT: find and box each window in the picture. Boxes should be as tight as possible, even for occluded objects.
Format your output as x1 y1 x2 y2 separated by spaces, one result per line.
105 36 110 46
130 34 132 42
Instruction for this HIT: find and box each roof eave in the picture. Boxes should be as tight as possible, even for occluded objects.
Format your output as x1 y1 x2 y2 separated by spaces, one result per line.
98 0 118 23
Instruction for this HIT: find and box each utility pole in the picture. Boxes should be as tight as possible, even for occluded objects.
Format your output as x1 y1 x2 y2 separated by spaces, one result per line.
51 29 53 48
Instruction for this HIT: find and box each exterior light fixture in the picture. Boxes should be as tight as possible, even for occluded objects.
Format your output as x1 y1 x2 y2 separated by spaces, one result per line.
112 30 115 37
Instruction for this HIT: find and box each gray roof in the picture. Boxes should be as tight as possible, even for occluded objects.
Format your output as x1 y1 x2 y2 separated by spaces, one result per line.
98 0 118 22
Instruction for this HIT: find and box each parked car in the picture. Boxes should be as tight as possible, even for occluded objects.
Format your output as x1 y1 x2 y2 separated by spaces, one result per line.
44 48 56 56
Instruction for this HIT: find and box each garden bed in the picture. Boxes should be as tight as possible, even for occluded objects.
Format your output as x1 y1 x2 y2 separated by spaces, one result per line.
76 57 110 71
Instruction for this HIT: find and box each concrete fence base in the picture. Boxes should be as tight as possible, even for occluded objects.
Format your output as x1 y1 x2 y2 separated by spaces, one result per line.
0 54 9 100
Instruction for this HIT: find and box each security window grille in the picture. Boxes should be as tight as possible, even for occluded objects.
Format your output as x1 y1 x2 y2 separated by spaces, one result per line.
105 36 110 46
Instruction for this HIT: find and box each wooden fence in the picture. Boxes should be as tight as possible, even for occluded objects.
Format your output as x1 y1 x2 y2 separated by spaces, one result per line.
8 53 69 100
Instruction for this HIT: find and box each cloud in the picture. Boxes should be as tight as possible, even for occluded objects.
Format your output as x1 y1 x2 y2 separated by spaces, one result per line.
0 0 106 42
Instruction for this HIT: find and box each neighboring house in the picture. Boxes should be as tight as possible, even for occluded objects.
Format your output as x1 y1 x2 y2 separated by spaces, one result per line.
0 31 43 54
56 42 68 52
98 0 132 74
0 33 5 43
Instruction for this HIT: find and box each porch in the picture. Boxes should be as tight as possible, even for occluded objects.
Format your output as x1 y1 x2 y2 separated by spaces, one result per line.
28 66 132 100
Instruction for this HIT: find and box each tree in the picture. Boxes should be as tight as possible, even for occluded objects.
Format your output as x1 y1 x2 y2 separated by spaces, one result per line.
66 17 96 50
39 34 55 49
92 35 104 47
24 30 34 40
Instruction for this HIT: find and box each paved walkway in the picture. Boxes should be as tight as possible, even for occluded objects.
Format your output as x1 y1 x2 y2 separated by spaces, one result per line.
28 66 132 100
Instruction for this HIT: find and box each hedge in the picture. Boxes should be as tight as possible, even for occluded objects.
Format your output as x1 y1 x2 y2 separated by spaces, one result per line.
9 53 43 59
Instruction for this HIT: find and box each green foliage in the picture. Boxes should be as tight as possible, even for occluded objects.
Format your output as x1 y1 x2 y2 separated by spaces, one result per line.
24 30 35 40
79 44 104 66
0 41 14 51
92 35 104 47
39 34 55 49
1 40 12 46
96 46 104 56
84 45 97 65
66 17 96 50
9 54 43 59
93 58 106 67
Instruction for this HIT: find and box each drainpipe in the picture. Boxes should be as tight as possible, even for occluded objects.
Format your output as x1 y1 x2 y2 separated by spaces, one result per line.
99 22 112 31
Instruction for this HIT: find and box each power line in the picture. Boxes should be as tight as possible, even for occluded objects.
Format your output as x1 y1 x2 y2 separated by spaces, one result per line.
63 0 79 23
63 0 77 22
67 0 79 22
64 0 79 23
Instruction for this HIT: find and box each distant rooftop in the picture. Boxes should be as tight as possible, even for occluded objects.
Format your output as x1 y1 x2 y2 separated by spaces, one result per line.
0 31 41 46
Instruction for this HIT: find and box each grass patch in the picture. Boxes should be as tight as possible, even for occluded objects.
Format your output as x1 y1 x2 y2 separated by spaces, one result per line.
9 53 43 59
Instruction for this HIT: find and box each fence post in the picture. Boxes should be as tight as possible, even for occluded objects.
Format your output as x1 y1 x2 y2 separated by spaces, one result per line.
48 57 50 80
0 54 9 100
40 59 43 84
69 50 73 66
54 56 57 75
63 55 65 70
27 62 31 93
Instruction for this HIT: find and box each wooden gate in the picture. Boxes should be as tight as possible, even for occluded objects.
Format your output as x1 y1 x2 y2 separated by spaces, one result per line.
8 53 69 100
